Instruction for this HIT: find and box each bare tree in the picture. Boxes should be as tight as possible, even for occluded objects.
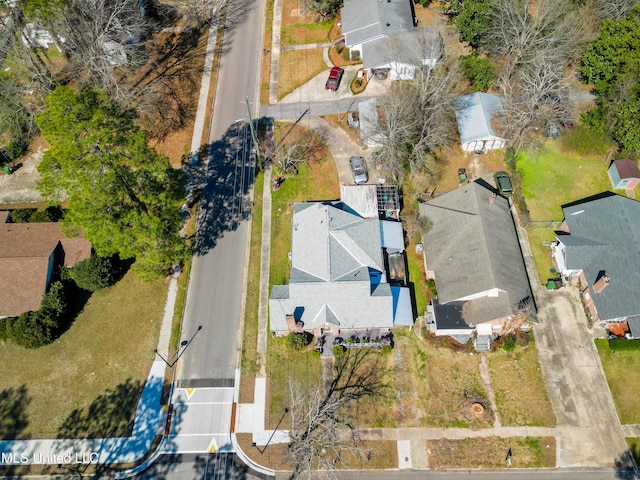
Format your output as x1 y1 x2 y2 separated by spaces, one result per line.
262 125 326 178
377 59 458 182
586 0 640 21
286 348 391 480
483 0 588 91
502 49 571 149
53 0 146 94
184 0 229 27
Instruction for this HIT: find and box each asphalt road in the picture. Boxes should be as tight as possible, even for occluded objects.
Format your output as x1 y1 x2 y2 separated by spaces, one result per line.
176 0 263 387
161 0 264 456
135 453 266 480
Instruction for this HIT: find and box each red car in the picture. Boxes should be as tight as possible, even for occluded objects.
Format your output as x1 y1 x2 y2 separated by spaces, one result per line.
325 67 344 91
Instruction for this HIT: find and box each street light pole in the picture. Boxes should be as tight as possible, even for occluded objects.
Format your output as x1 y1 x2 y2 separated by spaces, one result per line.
154 325 203 367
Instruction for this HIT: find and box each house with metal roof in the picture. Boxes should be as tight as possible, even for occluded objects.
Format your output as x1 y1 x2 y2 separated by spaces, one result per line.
269 201 413 336
455 92 507 152
0 213 91 317
551 193 640 328
418 181 533 345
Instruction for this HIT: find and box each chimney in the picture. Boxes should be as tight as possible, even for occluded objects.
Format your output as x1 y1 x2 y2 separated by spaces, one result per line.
488 193 496 205
593 273 611 293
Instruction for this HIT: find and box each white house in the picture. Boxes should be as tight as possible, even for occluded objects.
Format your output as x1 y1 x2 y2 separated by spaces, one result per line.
455 92 507 153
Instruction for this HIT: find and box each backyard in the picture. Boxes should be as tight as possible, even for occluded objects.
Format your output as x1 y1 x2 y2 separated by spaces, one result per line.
516 140 612 221
0 269 166 438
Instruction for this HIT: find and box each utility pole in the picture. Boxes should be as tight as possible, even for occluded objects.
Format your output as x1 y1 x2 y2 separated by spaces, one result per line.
245 96 261 167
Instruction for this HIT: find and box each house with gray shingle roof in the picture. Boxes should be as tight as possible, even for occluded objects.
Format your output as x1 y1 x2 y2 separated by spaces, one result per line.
340 0 442 80
341 0 415 52
418 181 533 339
455 92 507 152
269 201 413 336
552 193 640 326
362 27 443 81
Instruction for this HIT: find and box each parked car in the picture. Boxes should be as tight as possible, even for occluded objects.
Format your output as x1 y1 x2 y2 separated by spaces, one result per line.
325 67 344 91
349 156 368 184
494 171 513 196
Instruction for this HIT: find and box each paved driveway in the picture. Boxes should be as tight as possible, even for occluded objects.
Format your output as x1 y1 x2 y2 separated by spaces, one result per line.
534 287 629 467
280 65 390 104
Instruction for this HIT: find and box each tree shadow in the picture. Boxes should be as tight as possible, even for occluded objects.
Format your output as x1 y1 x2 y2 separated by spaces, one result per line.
0 385 30 440
190 121 256 256
616 449 640 479
0 386 31 476
57 379 144 439
53 375 176 478
137 452 256 480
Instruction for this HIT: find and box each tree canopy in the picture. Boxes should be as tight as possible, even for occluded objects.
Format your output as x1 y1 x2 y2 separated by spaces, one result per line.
580 6 640 154
36 86 188 278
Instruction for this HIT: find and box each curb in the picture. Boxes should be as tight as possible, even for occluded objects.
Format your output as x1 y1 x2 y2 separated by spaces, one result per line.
231 434 276 478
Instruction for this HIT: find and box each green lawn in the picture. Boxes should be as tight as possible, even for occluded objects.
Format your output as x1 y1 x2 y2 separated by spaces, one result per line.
525 226 558 286
406 243 433 317
0 269 166 438
281 20 333 45
489 346 556 426
516 141 612 221
595 339 640 424
269 147 339 287
241 171 265 381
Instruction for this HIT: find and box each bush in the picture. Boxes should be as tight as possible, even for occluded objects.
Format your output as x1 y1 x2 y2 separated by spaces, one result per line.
8 208 36 223
66 256 116 292
9 206 64 223
558 123 612 156
350 50 360 62
381 345 392 354
461 53 496 92
333 345 345 356
286 331 312 351
341 47 350 62
6 139 28 161
502 334 517 351
4 282 67 348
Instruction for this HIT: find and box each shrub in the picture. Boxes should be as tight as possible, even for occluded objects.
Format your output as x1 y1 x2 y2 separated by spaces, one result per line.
502 334 517 351
558 123 612 156
381 345 392 354
6 139 28 161
286 331 312 351
66 256 116 292
333 345 345 356
5 281 67 348
350 50 360 62
341 47 350 62
461 53 496 92
9 209 36 223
